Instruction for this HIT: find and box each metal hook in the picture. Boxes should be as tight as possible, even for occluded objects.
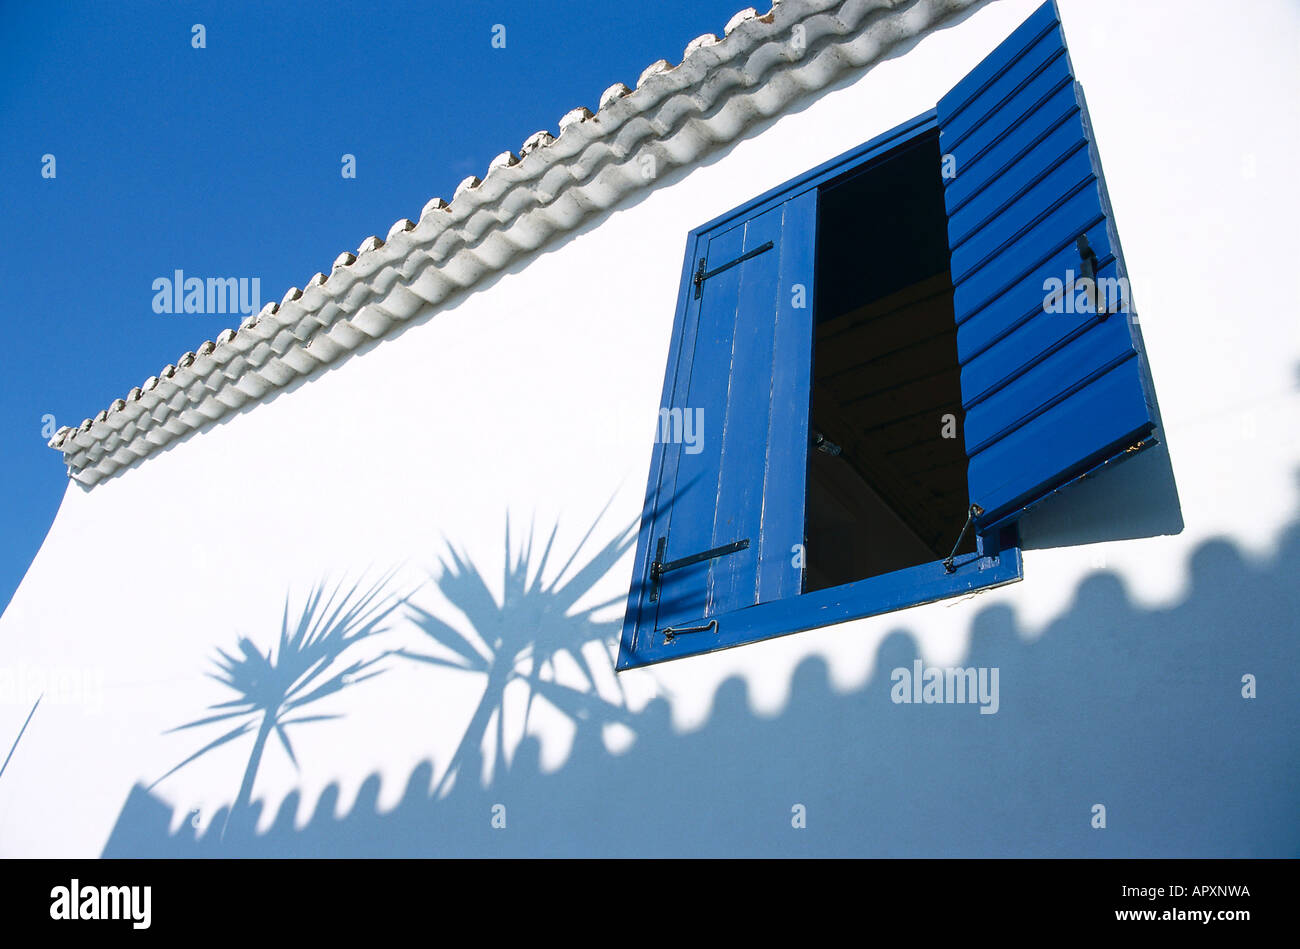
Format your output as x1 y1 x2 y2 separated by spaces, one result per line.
662 618 719 644
942 503 984 573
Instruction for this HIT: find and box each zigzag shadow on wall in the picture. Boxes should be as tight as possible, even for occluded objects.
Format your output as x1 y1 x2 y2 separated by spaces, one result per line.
103 480 1300 857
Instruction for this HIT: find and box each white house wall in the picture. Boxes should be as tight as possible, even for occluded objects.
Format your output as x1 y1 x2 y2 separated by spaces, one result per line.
1 0 1297 857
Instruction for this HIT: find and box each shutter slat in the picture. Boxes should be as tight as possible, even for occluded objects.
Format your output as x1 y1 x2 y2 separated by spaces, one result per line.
948 100 1089 249
961 257 1121 399
652 226 745 625
939 0 1157 529
951 150 1099 285
945 73 1079 215
966 360 1153 517
956 223 1116 360
952 187 1105 321
756 190 817 603
965 322 1140 452
939 7 1065 149
710 206 785 612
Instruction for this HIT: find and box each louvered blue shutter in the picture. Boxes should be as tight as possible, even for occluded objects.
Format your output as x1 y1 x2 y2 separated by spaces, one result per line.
623 190 816 659
939 0 1158 531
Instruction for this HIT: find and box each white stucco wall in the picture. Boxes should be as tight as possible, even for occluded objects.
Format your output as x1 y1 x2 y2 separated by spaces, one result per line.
2 0 1297 857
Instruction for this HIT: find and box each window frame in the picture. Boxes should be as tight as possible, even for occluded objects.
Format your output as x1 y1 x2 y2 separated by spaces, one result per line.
615 108 1025 671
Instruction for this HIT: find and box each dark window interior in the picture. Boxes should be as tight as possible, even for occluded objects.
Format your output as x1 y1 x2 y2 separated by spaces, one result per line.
804 131 973 593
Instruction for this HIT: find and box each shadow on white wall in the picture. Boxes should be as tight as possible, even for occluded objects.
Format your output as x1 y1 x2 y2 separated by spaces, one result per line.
101 470 1300 857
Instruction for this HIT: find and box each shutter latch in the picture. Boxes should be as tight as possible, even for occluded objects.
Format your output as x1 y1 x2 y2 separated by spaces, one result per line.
692 241 775 298
1076 234 1116 319
662 619 718 644
649 536 750 602
942 503 984 573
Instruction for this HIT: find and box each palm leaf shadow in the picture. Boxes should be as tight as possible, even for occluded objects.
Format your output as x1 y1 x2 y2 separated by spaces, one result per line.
150 570 405 836
402 499 641 795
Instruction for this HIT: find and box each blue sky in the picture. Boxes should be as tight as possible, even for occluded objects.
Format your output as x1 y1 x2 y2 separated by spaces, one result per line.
0 0 753 610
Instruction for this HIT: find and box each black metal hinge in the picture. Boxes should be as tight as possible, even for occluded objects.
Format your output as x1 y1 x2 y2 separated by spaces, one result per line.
812 430 842 456
649 536 750 602
692 241 774 298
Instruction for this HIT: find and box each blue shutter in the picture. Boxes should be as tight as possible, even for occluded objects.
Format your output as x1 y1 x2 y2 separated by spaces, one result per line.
938 0 1158 531
624 190 816 657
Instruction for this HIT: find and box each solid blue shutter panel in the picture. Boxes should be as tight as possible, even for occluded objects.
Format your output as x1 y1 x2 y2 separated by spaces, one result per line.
629 190 815 651
938 0 1158 531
